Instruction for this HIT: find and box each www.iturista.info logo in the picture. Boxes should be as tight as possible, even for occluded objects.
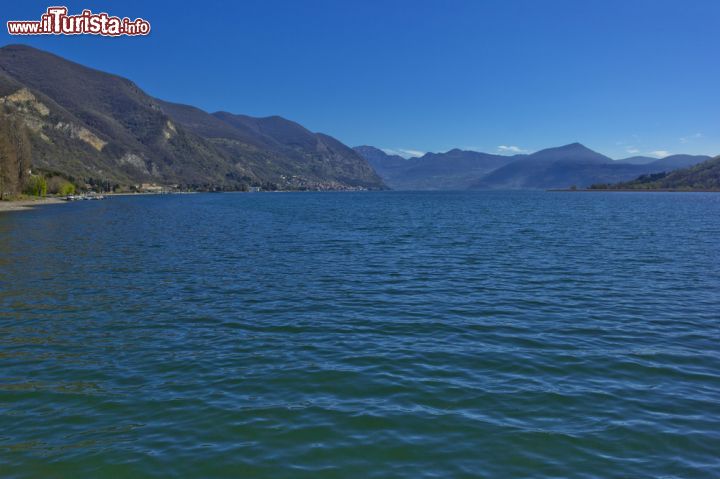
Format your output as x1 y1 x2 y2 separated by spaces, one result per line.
7 6 151 36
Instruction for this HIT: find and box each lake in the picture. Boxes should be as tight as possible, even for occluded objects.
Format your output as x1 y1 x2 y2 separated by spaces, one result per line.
1 191 719 478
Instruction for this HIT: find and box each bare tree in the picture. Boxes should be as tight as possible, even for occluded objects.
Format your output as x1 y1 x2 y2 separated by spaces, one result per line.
10 117 31 189
0 115 30 200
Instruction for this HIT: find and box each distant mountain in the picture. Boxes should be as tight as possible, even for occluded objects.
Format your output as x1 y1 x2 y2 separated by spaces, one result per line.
356 142 711 190
0 44 384 191
469 144 710 189
353 146 407 166
613 155 710 169
593 155 720 191
470 143 614 189
645 154 711 171
520 142 610 164
354 146 516 190
615 156 658 165
353 146 409 184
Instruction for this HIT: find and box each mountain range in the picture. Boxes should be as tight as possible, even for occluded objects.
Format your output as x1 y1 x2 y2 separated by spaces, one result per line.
0 44 714 195
353 146 518 190
355 143 711 190
0 44 385 191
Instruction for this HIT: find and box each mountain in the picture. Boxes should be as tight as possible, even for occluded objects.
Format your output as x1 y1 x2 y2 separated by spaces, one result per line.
352 146 409 184
354 146 516 190
593 155 720 191
518 142 610 164
355 142 711 191
614 155 709 169
469 144 710 189
0 44 384 191
645 154 711 171
615 156 658 165
353 146 407 170
470 143 617 189
158 101 383 189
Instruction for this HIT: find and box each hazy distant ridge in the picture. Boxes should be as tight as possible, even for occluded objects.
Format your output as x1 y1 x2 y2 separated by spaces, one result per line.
355 143 711 190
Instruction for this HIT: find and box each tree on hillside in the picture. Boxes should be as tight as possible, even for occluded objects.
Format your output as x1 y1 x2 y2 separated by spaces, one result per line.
0 117 18 200
11 117 31 187
0 115 31 200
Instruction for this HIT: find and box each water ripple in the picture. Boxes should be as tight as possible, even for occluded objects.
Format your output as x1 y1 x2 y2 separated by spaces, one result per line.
1 191 719 478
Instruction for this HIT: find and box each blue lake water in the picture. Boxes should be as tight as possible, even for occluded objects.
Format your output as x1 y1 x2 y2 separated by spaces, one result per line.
1 191 719 478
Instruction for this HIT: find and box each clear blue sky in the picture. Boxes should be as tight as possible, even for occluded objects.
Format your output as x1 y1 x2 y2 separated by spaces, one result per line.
2 0 718 159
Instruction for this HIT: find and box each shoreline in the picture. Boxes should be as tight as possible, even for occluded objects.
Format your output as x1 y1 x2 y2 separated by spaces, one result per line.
3 188 718 215
0 197 65 213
